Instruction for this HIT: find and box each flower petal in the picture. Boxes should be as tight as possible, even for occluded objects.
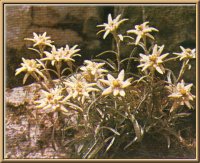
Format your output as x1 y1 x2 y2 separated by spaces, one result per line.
103 30 110 39
119 89 125 96
152 44 158 55
102 87 112 96
155 66 164 74
135 35 142 45
113 89 119 96
107 74 115 82
108 14 112 23
118 69 125 81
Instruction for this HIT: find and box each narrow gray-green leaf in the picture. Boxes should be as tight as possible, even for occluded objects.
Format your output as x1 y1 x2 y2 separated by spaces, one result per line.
92 59 115 70
124 137 137 150
96 50 118 58
121 57 139 64
100 126 120 136
105 137 115 152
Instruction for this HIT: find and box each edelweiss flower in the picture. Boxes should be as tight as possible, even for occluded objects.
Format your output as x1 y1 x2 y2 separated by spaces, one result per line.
25 32 53 47
35 86 68 114
127 22 158 45
97 14 128 39
15 58 45 84
63 74 99 103
138 44 169 74
174 46 196 61
167 80 195 112
80 60 108 82
42 45 81 66
100 70 132 97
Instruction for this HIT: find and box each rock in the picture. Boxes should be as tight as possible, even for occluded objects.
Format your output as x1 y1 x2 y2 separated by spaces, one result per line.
6 5 32 50
124 6 196 52
32 6 101 27
5 83 74 159
144 6 196 51
5 83 41 107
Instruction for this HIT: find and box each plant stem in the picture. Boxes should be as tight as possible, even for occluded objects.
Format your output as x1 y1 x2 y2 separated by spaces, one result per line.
126 47 137 72
39 45 45 58
143 36 148 54
113 32 121 72
55 61 62 79
164 56 180 63
149 68 155 119
177 60 188 82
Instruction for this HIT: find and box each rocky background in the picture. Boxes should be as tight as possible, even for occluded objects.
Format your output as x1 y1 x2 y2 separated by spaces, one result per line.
5 5 196 159
6 5 196 88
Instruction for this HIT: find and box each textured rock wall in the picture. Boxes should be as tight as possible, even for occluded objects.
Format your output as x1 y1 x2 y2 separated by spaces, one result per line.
5 5 196 88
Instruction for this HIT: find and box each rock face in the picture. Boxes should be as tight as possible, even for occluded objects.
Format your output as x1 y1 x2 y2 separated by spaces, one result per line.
5 5 196 88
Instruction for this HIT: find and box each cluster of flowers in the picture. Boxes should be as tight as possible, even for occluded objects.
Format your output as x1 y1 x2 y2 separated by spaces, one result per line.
15 33 133 114
15 14 195 120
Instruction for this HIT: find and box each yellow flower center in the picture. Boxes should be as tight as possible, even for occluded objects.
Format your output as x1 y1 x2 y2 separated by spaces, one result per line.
83 73 94 82
113 80 121 87
47 94 53 100
185 49 193 58
186 49 192 53
76 82 83 92
138 25 143 31
109 22 117 31
150 55 157 62
180 89 187 95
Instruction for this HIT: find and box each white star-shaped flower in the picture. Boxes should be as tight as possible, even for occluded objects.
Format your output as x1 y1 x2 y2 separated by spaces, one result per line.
100 70 132 97
127 22 158 45
42 45 80 66
25 32 54 47
63 74 99 103
97 14 128 39
167 80 195 112
80 60 108 82
35 86 68 114
174 46 196 61
15 58 46 84
138 44 169 74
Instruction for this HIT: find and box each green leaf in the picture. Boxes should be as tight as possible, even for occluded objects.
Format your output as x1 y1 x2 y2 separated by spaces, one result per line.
166 69 177 84
107 58 117 68
105 136 115 152
65 102 83 112
167 136 171 149
127 47 137 72
41 68 59 77
87 141 105 159
172 113 191 119
96 50 118 58
92 59 116 70
61 67 73 75
134 75 149 84
77 144 84 154
100 126 120 136
28 48 42 57
83 139 99 159
120 57 139 64
124 137 137 150
123 35 135 40
129 114 144 142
